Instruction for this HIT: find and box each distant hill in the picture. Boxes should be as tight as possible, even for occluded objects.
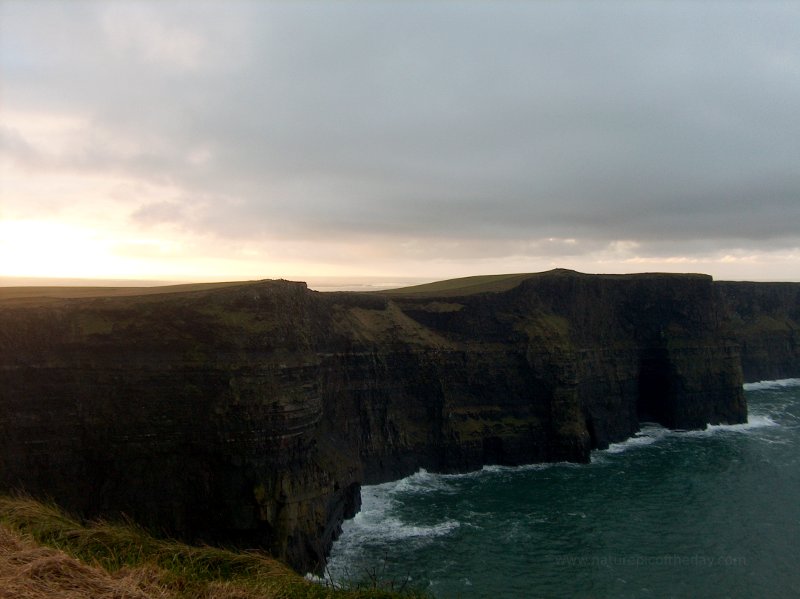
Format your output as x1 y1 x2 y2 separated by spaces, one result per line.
380 272 537 296
0 280 261 303
379 268 710 297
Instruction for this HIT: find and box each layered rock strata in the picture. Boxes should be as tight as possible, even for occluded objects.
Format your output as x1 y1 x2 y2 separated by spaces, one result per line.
1 270 787 572
715 281 800 382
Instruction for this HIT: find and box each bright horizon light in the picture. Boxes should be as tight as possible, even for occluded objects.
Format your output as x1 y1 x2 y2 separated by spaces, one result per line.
3 215 798 285
2 2 799 285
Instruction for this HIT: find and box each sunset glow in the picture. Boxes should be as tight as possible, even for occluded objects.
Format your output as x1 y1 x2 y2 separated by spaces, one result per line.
2 1 799 285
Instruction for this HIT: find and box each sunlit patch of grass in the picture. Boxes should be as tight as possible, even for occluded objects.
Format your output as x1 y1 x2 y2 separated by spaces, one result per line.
382 273 534 297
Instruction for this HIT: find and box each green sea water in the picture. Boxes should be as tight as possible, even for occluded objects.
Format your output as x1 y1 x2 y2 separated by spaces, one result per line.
325 380 800 598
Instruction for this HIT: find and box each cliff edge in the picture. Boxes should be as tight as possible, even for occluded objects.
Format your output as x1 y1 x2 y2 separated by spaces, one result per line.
0 270 785 572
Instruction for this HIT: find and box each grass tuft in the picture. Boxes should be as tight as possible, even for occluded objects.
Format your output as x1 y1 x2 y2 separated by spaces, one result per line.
0 495 427 599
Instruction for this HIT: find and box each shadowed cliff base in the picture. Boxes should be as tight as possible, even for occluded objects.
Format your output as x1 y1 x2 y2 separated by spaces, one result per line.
0 269 796 573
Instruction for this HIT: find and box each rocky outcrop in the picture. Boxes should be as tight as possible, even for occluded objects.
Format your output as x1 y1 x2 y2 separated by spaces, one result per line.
0 270 777 572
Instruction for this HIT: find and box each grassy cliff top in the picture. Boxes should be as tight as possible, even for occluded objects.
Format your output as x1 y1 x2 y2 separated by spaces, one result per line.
0 281 262 303
379 273 537 296
0 495 424 599
380 269 712 297
0 269 717 306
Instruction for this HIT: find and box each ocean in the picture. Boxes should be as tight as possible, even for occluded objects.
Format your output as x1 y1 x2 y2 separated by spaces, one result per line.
325 380 800 598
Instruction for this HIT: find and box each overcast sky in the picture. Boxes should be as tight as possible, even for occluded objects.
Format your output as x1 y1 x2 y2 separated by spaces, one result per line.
1 1 799 284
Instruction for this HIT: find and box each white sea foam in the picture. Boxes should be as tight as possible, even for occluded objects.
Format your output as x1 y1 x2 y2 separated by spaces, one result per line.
712 413 777 430
479 461 564 474
378 517 461 541
390 468 457 494
329 382 795 578
594 412 780 458
603 424 670 454
743 378 800 391
325 471 461 584
677 414 776 438
325 469 461 582
371 462 564 490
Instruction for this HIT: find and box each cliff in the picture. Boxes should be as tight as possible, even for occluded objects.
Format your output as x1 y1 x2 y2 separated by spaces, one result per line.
715 281 800 381
0 269 784 573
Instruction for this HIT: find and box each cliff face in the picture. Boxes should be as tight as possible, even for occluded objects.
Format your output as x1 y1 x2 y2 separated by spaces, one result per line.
715 281 800 382
0 281 362 570
0 270 765 572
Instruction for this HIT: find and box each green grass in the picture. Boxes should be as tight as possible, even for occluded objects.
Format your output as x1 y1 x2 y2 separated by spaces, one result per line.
0 495 427 599
380 269 717 298
380 273 537 297
0 281 261 303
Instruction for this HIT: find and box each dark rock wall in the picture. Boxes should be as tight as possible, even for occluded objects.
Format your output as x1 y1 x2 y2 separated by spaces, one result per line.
716 281 800 381
1 271 793 573
0 281 360 570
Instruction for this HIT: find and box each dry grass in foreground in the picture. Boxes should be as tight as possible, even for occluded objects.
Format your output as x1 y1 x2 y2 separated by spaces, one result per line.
0 496 425 599
0 525 169 599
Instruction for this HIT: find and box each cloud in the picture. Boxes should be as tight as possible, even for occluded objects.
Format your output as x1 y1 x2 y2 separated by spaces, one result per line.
130 201 186 227
100 4 207 71
2 1 799 279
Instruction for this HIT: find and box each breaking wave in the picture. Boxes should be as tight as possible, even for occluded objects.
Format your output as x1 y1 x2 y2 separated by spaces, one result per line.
603 424 671 455
325 381 797 593
743 378 800 391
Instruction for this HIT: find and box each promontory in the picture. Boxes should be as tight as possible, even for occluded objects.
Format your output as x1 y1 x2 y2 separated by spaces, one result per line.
1 269 798 572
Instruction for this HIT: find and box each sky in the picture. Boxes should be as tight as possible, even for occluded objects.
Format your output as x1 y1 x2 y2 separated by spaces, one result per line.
1 0 799 285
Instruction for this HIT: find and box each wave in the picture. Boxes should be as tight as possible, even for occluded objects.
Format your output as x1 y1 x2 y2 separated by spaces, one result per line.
478 461 580 474
342 513 460 543
377 462 575 491
593 412 781 459
355 383 795 495
324 471 461 582
389 468 458 494
364 412 781 488
708 414 777 431
680 415 778 438
603 424 670 455
743 378 800 391
333 470 461 544
330 383 795 575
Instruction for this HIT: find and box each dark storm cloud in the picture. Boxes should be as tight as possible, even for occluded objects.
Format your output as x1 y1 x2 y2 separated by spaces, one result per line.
3 1 800 257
